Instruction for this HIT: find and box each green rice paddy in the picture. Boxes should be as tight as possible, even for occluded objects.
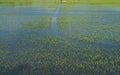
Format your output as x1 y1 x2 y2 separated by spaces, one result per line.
0 1 120 75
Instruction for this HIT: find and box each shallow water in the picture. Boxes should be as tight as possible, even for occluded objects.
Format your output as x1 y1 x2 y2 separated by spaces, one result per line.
0 4 120 75
57 5 120 49
0 4 120 50
51 5 61 36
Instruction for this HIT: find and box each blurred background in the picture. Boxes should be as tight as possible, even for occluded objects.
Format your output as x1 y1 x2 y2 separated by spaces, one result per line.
0 0 120 7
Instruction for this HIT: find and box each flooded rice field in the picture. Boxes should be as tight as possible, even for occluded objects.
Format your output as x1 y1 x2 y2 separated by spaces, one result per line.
0 2 120 75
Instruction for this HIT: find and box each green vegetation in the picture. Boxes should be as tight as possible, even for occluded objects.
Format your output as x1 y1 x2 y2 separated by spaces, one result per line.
57 15 120 44
0 1 120 75
0 37 120 75
20 16 51 29
0 0 32 2
0 0 120 7
0 0 59 7
61 0 120 7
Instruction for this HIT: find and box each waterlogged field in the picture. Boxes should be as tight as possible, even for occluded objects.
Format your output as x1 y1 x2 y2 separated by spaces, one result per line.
0 2 120 75
57 5 120 49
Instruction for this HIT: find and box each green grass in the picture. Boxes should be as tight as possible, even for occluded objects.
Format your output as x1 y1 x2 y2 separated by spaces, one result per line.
0 37 120 75
0 0 59 7
20 16 52 29
0 1 120 75
0 0 120 7
61 0 120 7
57 15 120 44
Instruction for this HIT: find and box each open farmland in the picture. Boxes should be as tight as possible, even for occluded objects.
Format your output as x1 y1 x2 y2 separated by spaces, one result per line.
0 0 120 75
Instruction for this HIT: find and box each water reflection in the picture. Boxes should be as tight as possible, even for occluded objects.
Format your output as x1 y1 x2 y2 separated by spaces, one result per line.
51 5 61 36
0 3 120 50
